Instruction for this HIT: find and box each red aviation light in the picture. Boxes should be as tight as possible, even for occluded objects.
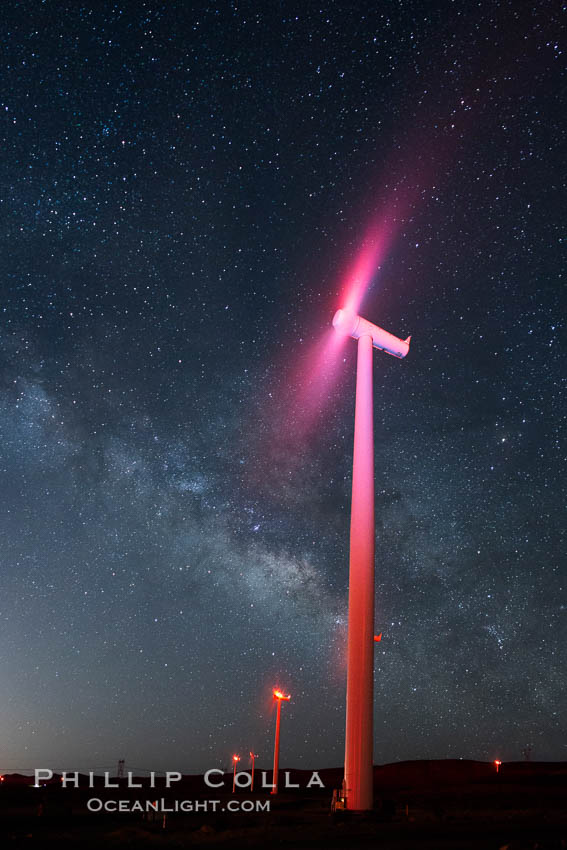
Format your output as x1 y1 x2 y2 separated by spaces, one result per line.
273 689 291 701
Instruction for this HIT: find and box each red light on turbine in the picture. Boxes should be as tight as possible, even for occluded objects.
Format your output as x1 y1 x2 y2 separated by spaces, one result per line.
374 633 382 642
273 689 291 701
232 754 241 794
494 760 501 773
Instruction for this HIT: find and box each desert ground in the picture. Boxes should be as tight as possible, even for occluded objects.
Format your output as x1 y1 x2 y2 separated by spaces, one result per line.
1 760 566 848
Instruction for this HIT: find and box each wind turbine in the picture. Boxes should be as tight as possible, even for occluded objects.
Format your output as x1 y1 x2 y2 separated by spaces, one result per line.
332 307 410 812
231 754 240 793
271 688 291 795
249 751 259 791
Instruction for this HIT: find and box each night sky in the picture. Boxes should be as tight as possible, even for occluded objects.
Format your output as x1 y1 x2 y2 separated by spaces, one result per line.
1 0 565 776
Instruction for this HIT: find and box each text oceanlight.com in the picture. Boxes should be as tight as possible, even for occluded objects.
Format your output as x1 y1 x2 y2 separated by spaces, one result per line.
87 799 270 813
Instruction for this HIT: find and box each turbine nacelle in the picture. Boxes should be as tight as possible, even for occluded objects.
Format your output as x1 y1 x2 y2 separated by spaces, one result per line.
332 309 411 359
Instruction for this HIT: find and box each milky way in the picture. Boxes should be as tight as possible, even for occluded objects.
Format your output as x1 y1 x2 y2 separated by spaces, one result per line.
0 1 565 774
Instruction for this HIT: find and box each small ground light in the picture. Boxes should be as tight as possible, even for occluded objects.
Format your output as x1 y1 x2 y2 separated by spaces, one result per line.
271 688 291 795
494 760 502 774
232 755 240 793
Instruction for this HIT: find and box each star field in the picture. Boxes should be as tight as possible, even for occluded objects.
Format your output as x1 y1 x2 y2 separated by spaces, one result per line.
0 0 565 774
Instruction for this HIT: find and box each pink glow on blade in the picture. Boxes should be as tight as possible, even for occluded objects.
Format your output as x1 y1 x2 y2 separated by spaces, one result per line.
339 178 420 317
247 151 426 486
252 325 348 468
278 209 404 443
341 226 390 317
290 327 347 439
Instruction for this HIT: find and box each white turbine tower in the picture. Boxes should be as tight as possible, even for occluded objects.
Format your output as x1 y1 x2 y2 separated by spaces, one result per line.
333 307 410 812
